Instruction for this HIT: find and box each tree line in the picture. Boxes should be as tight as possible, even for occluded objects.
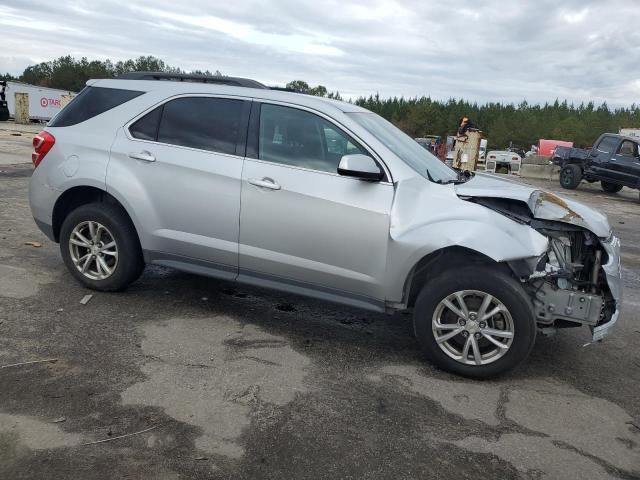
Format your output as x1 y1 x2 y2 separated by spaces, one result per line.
355 95 640 149
0 55 222 93
3 55 638 148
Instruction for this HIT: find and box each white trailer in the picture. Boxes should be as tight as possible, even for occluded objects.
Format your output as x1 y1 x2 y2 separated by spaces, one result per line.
619 128 640 138
4 81 76 121
479 138 488 160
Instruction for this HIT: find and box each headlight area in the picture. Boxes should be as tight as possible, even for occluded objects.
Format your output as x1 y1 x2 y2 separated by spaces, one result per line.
521 220 616 335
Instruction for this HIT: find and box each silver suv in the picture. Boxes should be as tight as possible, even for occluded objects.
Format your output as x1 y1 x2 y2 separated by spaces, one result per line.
29 72 622 377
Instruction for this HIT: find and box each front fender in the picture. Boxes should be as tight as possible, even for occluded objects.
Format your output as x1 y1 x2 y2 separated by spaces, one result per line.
384 178 548 302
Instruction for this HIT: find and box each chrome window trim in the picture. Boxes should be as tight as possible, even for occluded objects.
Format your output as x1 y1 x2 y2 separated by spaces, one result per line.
244 157 393 186
123 93 394 182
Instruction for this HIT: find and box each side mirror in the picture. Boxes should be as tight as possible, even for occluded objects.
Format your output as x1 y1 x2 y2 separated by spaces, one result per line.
337 154 383 181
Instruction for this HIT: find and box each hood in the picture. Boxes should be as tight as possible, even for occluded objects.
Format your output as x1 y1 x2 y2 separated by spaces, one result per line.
455 173 611 237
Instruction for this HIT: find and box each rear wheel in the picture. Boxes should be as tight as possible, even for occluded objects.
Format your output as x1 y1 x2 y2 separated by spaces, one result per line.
60 203 144 291
560 164 582 189
601 181 623 193
413 265 536 378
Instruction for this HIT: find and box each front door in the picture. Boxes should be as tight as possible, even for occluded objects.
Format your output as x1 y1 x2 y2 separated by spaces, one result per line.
238 102 394 305
108 96 250 278
589 135 621 182
612 139 640 187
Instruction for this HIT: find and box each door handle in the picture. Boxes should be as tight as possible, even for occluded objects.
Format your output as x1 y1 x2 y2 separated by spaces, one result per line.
248 177 281 190
128 151 156 162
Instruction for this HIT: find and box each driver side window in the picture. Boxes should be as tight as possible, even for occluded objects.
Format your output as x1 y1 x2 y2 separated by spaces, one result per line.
258 103 367 173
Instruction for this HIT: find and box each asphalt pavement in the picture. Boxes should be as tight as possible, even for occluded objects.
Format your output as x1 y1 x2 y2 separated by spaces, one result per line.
0 162 639 479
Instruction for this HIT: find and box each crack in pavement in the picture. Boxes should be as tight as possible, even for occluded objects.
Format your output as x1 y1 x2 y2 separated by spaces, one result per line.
551 440 640 480
371 365 639 479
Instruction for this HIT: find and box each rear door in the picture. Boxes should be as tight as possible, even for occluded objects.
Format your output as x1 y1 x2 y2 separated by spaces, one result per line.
108 95 250 278
238 102 394 306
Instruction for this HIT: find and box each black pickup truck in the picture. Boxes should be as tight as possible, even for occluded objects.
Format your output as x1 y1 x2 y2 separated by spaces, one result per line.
556 133 640 193
552 145 588 165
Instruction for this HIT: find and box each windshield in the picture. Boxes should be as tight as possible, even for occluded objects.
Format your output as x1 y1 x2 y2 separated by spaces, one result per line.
347 112 458 182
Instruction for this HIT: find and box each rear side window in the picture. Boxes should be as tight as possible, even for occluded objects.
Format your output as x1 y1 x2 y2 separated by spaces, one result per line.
130 106 162 141
49 86 143 127
156 97 244 155
596 136 619 154
618 140 639 157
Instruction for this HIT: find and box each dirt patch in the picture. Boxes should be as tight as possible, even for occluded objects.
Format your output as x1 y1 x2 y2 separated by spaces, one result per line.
0 413 84 451
0 263 55 298
506 378 639 473
375 366 639 478
121 316 310 459
456 434 614 480
375 365 502 425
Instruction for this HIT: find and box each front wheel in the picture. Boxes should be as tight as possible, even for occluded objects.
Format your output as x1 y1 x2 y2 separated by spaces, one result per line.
560 164 582 189
413 265 536 378
601 181 623 193
60 203 144 291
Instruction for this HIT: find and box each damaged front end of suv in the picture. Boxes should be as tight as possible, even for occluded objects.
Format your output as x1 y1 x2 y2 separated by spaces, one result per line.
463 186 622 342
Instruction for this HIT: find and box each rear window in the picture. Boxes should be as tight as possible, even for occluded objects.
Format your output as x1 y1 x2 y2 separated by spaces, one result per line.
156 97 245 155
49 86 143 127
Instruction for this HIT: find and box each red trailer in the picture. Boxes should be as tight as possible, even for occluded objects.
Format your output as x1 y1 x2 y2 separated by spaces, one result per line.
538 139 573 157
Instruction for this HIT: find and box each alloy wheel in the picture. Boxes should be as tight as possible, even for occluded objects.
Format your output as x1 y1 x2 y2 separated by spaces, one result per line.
68 221 118 280
432 290 515 366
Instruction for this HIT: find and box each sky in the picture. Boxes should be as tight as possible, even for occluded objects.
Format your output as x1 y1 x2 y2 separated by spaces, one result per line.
1 0 639 106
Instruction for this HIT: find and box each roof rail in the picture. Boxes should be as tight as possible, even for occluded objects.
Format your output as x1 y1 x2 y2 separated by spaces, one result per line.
115 72 267 89
269 86 302 93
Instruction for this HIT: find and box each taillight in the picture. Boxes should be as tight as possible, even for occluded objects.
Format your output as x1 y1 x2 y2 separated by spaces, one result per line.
489 155 496 159
32 131 55 168
512 156 519 161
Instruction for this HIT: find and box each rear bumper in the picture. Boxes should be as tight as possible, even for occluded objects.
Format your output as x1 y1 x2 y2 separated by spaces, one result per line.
591 236 622 341
33 218 55 241
29 166 59 242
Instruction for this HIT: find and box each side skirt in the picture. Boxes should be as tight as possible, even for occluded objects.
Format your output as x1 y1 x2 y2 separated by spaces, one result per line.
143 250 387 313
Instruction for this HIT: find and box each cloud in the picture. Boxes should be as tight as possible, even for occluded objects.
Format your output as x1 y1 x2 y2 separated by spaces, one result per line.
0 0 639 106
562 8 589 24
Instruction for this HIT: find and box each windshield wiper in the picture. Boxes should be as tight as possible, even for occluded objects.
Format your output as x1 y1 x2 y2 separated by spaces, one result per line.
450 168 475 184
426 170 445 184
426 168 474 185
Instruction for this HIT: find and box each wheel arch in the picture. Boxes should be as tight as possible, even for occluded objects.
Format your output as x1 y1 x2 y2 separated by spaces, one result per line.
402 246 508 309
562 158 586 168
52 186 139 244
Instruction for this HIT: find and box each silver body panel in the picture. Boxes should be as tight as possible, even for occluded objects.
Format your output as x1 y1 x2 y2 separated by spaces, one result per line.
592 236 623 341
456 173 611 237
29 78 623 339
108 127 242 277
239 158 394 301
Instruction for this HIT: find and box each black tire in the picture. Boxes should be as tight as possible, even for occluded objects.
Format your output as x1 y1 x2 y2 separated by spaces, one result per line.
560 164 582 189
601 181 623 193
413 265 536 379
59 202 144 291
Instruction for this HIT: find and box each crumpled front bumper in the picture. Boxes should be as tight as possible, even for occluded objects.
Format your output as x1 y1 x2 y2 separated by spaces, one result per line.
591 235 622 341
